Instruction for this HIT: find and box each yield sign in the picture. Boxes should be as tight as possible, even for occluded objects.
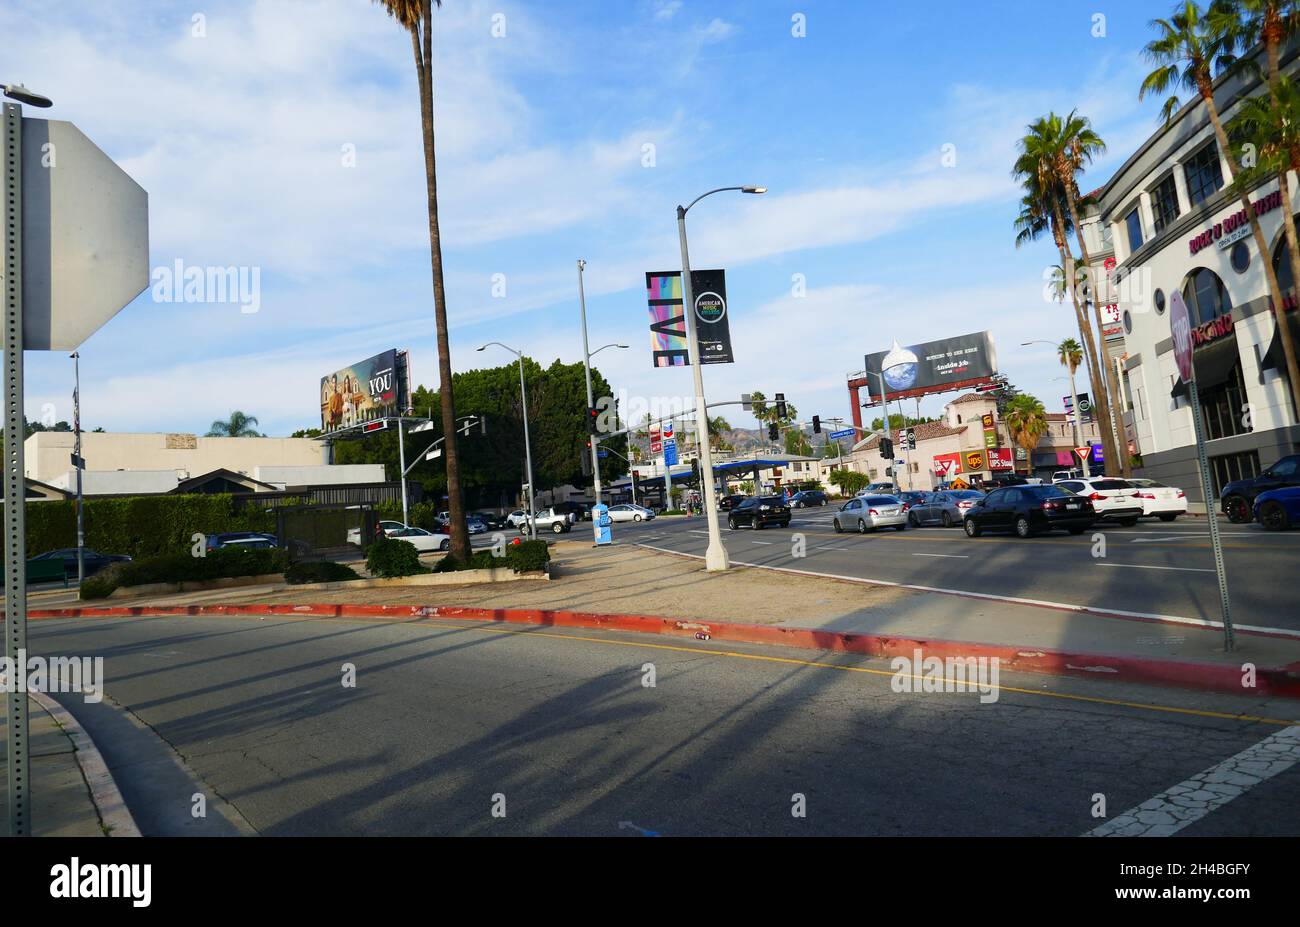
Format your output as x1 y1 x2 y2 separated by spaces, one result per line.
1075 446 1092 463
934 459 953 475
18 118 149 350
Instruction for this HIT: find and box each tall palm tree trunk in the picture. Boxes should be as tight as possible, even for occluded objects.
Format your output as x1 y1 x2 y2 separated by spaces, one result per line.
1050 202 1119 470
411 1 470 560
1201 79 1300 421
1064 189 1130 475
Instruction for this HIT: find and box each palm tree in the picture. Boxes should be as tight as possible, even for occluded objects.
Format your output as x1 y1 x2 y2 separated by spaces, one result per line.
706 415 732 451
1219 0 1300 416
1141 1 1300 420
1013 127 1121 473
206 411 263 437
1008 115 1123 473
1058 337 1085 447
1003 395 1049 472
374 0 470 561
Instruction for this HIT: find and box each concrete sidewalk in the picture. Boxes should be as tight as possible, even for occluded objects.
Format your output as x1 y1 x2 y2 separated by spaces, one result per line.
38 539 1300 673
0 696 106 836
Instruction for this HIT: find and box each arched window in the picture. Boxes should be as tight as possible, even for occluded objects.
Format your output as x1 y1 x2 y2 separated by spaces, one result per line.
1181 267 1232 327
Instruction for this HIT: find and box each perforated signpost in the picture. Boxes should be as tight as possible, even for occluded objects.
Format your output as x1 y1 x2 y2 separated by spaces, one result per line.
2 97 149 835
1170 289 1234 652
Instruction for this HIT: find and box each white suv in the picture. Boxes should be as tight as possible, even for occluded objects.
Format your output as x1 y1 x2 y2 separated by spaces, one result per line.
1053 477 1143 525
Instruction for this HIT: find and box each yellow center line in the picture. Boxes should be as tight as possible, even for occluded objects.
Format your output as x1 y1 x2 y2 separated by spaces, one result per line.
422 618 1298 727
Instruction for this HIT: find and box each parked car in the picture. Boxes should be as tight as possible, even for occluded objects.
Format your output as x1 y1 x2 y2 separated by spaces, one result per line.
1220 454 1300 523
897 490 931 514
719 494 747 511
205 531 280 552
29 548 131 580
522 508 572 534
858 482 900 496
727 495 791 529
975 474 1028 492
606 503 655 523
788 490 828 508
1125 478 1188 522
1052 477 1143 525
471 511 507 530
907 489 985 527
1254 486 1300 531
833 495 906 533
465 515 489 534
388 526 451 552
962 484 1096 538
506 510 533 529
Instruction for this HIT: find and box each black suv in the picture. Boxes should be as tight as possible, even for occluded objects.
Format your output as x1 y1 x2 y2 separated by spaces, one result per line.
962 484 1095 538
789 490 827 508
1221 455 1300 523
727 496 791 529
719 494 747 511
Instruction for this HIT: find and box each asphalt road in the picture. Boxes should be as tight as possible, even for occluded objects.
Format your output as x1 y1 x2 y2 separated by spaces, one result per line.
30 611 1300 836
619 509 1300 633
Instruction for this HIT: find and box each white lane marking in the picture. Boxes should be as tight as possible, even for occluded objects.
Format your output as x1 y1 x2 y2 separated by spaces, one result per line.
749 540 774 545
688 530 709 536
632 543 1300 639
911 553 969 559
1086 726 1300 837
1096 563 1215 574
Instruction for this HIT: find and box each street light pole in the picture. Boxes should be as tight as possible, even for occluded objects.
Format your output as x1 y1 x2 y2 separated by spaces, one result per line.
478 342 537 541
1024 340 1082 464
72 352 85 584
577 259 601 505
396 417 408 526
676 185 766 571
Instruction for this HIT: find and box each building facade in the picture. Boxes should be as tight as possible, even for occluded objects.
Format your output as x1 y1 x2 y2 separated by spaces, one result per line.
1096 42 1300 503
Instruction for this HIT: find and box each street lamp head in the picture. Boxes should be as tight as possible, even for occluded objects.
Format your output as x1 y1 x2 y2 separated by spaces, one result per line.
616 343 629 349
2 84 53 107
742 186 767 194
476 345 486 352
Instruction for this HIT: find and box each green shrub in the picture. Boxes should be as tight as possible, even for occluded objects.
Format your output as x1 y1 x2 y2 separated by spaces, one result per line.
365 536 425 578
284 561 361 585
78 547 288 600
433 549 498 573
504 539 550 574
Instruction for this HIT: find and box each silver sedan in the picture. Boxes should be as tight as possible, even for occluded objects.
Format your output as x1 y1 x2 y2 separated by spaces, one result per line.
907 490 985 527
833 495 907 533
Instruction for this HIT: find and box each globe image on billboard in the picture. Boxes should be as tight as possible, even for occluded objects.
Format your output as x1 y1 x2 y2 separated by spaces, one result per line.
882 341 919 390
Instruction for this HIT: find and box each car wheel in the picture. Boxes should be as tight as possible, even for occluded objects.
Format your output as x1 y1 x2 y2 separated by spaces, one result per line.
1158 513 1178 522
1259 500 1290 531
440 540 450 551
728 517 737 531
780 520 790 528
1014 516 1032 538
552 522 565 534
634 514 642 522
941 511 953 528
1118 517 1138 527
908 511 919 526
1224 494 1251 524
833 519 843 534
964 518 981 538
857 519 868 534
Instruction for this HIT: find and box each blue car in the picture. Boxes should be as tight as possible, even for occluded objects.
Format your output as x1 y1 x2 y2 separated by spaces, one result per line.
1254 487 1300 531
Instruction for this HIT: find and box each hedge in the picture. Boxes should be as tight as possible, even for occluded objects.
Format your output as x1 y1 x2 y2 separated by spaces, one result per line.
432 539 550 575
80 547 289 600
284 561 360 585
365 536 426 578
27 494 277 562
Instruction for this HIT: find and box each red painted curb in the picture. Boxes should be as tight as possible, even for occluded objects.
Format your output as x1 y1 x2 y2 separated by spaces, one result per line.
29 602 1300 699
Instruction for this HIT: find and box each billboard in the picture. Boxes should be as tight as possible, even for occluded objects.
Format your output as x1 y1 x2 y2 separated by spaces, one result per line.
645 270 735 367
320 349 410 434
863 331 997 401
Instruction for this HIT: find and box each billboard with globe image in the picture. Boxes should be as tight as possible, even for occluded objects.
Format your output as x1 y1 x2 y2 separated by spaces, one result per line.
863 331 997 401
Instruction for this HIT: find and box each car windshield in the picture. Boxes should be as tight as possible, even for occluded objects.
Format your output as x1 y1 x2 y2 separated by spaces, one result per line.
1092 480 1130 490
863 496 898 505
946 491 983 500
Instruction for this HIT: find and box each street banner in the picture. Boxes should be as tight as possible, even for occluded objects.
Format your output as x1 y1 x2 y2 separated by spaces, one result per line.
981 411 997 448
650 426 662 455
645 270 734 367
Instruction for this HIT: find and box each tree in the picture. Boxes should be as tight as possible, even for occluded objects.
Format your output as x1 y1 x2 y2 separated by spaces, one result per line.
827 468 868 496
1013 112 1125 475
206 411 263 437
1003 395 1049 472
869 413 933 431
1141 1 1300 419
1057 337 1084 376
706 415 732 452
374 0 470 561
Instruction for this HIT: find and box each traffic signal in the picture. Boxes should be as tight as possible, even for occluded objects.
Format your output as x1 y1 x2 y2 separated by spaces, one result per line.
581 451 592 477
906 429 916 451
768 422 779 441
631 470 640 492
880 437 893 459
774 392 787 418
587 406 600 435
812 415 821 434
691 457 700 482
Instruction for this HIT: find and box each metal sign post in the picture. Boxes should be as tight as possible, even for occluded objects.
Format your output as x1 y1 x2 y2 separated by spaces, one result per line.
3 101 31 837
1170 289 1234 652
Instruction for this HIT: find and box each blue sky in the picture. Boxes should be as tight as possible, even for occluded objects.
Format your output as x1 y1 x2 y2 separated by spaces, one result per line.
6 0 1183 436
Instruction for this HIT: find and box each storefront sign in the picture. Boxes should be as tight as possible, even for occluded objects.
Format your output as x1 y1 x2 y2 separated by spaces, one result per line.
964 450 986 472
988 448 1013 470
1187 189 1283 255
933 452 961 475
1191 312 1234 347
